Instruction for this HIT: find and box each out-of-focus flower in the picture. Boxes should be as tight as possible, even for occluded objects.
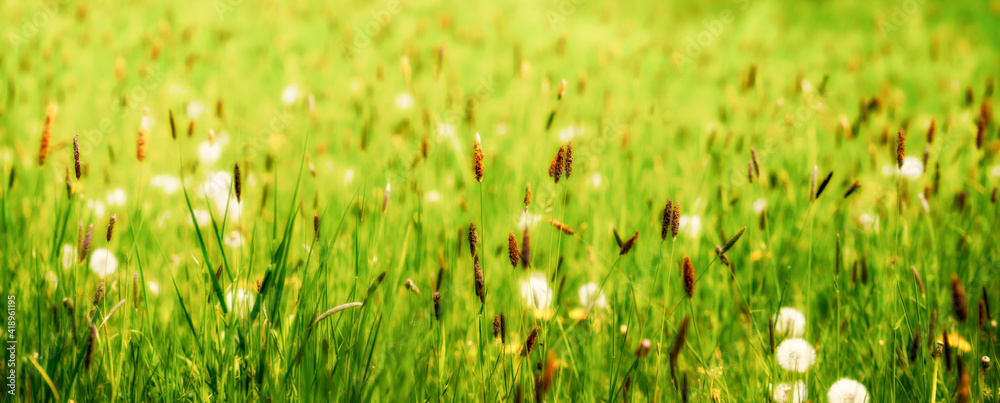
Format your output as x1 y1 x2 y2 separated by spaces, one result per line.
520 272 552 310
89 248 118 278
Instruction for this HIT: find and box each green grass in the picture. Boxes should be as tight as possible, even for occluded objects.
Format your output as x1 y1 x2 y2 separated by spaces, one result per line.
2 0 999 401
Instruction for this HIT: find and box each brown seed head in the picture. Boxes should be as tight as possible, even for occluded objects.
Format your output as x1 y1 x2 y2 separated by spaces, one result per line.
896 128 906 169
521 326 540 356
432 292 441 320
73 135 82 179
564 141 573 178
234 163 242 203
473 133 485 182
548 146 565 183
508 232 520 268
682 256 695 298
661 199 673 241
80 223 95 263
38 104 57 166
547 218 575 235
493 314 502 340
93 281 105 305
619 232 639 255
137 108 149 162
474 256 485 304
468 222 478 258
952 274 968 321
750 147 761 178
106 214 117 242
844 180 861 198
520 225 531 269
523 183 532 207
671 202 681 240
168 109 177 140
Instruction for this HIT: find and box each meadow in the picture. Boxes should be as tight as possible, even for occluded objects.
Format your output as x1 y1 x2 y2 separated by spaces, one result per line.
1 0 999 401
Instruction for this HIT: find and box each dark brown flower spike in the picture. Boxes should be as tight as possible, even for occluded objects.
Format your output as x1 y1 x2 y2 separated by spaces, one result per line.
548 146 565 183
682 256 695 298
473 133 485 182
896 128 906 169
661 199 673 241
38 104 57 166
952 274 968 321
564 141 573 178
73 135 82 179
844 180 861 198
106 214 117 242
468 222 479 258
508 232 520 267
620 232 639 255
547 218 575 235
234 163 242 203
521 326 540 356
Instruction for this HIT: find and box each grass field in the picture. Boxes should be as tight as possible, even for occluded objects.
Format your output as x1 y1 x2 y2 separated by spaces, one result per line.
2 0 1000 401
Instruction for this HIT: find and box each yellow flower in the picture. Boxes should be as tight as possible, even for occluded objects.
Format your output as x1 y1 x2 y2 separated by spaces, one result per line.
937 332 972 353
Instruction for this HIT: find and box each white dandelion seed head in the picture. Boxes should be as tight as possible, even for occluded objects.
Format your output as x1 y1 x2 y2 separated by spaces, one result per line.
425 191 440 203
900 157 923 179
141 113 155 131
198 140 225 165
678 215 702 239
86 200 106 219
773 307 806 337
151 175 182 195
827 378 869 403
520 272 552 310
224 231 243 248
106 188 127 206
775 338 816 372
395 93 414 110
147 281 160 296
991 165 1000 177
187 101 205 119
190 209 211 226
46 271 58 292
591 173 602 188
89 248 118 278
558 125 584 142
61 244 76 270
518 211 542 229
578 282 607 310
773 381 807 403
437 123 455 139
753 198 768 214
281 84 300 105
226 288 255 317
344 169 355 186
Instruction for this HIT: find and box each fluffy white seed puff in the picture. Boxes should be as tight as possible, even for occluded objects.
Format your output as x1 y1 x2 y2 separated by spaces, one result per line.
773 381 807 403
520 272 553 310
827 378 869 403
773 307 806 337
776 338 816 372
